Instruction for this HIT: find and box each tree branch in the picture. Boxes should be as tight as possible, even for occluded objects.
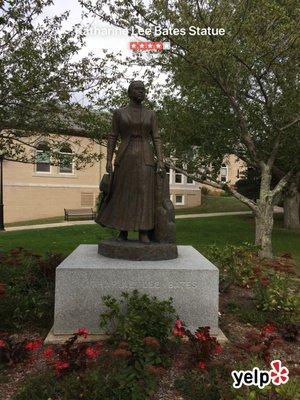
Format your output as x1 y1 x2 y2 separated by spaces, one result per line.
280 117 300 131
225 185 258 211
270 170 293 199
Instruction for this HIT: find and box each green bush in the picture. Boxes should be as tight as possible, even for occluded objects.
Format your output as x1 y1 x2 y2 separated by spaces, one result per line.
100 290 176 348
13 357 158 400
207 243 257 290
99 290 176 398
0 248 63 330
253 271 296 313
175 366 229 400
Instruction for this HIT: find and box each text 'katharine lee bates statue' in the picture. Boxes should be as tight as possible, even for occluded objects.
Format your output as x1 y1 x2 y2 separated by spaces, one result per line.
97 81 177 261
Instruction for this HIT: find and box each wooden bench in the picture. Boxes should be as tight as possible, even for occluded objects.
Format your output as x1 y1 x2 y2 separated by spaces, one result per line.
64 208 96 221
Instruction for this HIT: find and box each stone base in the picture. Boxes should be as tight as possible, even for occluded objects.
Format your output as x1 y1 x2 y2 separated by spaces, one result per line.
44 327 228 345
53 245 219 335
98 238 178 261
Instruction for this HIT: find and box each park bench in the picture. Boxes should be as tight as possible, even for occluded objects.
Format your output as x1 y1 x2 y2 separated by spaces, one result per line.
64 208 96 221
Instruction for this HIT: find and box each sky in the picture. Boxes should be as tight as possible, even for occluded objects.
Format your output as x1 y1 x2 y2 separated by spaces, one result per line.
41 0 135 56
39 0 156 104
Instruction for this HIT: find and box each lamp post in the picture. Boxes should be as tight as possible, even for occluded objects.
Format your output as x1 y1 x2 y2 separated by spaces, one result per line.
0 150 5 231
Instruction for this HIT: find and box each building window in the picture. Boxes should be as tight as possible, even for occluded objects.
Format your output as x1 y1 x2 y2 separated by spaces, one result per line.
175 173 183 184
59 144 74 174
220 163 228 182
36 142 51 173
175 194 184 205
81 192 94 207
187 176 194 184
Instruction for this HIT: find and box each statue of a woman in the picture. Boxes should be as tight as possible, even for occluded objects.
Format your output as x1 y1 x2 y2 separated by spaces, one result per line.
98 81 165 243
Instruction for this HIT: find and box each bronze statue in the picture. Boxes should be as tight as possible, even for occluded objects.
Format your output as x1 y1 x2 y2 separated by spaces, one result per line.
98 81 176 248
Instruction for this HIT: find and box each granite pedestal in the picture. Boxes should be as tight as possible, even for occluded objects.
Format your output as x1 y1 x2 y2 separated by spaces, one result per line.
53 244 219 335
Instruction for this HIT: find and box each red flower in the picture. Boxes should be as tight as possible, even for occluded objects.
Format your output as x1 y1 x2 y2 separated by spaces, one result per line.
172 320 185 337
195 331 207 341
77 328 89 338
175 320 184 329
25 339 42 351
198 361 206 370
261 324 276 336
172 326 185 337
42 347 54 359
85 347 99 359
55 360 70 370
0 339 6 348
215 344 223 354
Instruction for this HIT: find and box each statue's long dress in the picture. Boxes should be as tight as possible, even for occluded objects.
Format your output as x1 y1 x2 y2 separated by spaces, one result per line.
99 105 161 231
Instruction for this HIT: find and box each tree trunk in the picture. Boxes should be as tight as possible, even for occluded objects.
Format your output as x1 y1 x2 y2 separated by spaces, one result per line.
254 165 274 258
255 201 274 258
283 178 300 229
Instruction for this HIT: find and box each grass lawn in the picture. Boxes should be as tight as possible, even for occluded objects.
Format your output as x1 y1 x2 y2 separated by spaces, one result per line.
1 215 299 261
175 195 250 214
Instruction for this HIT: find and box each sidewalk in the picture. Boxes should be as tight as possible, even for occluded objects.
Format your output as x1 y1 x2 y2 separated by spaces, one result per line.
175 211 253 219
3 208 283 232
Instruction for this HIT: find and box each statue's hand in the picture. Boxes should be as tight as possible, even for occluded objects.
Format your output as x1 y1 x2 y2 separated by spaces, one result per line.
106 160 113 174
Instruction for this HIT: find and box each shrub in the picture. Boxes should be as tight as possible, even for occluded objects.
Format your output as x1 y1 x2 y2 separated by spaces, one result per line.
253 271 296 313
13 361 158 400
0 248 64 330
175 366 230 400
207 243 257 290
99 290 176 398
13 372 59 400
42 328 101 375
0 335 42 367
236 324 283 365
172 321 222 368
100 290 176 349
281 323 299 342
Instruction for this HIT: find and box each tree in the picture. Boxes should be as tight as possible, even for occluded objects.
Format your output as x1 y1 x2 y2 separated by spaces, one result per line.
0 0 116 166
283 174 300 229
81 0 300 258
236 167 300 230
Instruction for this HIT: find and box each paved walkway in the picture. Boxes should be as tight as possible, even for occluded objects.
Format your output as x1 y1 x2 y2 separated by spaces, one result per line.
175 211 253 219
3 208 283 232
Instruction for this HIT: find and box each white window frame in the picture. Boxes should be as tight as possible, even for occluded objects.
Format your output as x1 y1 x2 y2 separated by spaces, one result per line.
35 142 51 174
58 145 75 175
175 194 185 205
174 172 183 184
220 164 228 183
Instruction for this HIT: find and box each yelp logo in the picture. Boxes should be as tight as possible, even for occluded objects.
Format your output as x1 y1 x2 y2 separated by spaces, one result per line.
232 360 289 389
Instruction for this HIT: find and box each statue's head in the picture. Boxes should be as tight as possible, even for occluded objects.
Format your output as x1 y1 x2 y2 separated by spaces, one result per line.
128 80 145 103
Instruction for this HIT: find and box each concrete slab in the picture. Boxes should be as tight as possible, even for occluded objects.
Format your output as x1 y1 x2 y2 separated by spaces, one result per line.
44 327 228 345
